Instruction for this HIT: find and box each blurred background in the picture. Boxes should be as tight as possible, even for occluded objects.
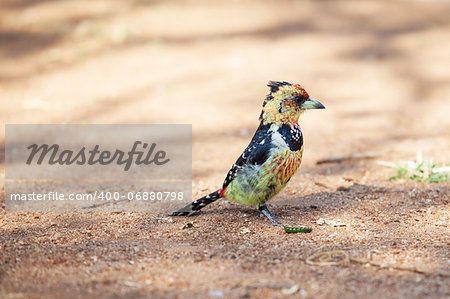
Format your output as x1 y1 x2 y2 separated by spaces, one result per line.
1 0 449 185
0 0 450 297
2 0 450 177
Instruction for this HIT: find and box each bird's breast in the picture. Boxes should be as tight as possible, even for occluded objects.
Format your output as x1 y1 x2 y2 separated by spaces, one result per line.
263 146 304 184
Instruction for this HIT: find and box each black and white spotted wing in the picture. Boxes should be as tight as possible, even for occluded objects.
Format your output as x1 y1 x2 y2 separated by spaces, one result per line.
221 123 273 189
277 123 303 151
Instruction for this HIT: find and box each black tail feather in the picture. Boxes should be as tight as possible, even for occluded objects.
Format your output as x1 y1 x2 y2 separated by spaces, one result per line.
169 190 223 216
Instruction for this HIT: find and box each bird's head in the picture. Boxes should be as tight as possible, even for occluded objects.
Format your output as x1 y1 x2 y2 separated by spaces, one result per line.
259 81 325 125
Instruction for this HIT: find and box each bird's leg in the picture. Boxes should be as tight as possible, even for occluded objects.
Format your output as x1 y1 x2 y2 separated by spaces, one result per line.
257 204 283 226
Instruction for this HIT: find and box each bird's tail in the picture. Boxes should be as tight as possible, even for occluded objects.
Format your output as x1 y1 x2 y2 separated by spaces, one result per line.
169 189 224 216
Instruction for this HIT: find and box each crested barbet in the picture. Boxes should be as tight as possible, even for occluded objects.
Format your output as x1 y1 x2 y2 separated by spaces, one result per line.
171 81 325 225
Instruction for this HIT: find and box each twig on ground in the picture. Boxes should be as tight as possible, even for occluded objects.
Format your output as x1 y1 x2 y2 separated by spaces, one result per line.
81 198 129 209
305 250 450 277
350 257 450 277
306 250 349 266
314 181 335 190
316 152 381 165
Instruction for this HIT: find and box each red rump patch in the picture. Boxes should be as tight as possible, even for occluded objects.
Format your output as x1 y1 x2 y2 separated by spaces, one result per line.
293 84 309 99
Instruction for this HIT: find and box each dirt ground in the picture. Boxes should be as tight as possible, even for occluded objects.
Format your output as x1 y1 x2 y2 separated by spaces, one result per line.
1 0 449 298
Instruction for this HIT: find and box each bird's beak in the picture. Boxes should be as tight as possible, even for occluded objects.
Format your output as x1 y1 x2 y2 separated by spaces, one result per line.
300 98 325 110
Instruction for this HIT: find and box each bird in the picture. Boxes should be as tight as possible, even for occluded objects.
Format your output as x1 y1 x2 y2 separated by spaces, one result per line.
170 81 325 225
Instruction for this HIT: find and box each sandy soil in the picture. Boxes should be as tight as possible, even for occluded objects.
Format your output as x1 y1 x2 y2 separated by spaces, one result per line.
0 0 449 298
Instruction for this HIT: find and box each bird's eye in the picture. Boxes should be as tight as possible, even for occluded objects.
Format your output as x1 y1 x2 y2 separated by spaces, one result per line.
292 95 303 102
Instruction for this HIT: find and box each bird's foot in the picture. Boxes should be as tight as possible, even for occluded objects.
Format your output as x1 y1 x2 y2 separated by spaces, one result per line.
257 204 283 226
269 219 284 226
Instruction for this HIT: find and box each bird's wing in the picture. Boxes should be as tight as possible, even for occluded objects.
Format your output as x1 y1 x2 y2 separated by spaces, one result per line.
222 123 272 189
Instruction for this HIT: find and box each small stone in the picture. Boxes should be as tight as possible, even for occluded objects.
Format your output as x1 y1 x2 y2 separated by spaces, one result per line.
239 228 251 235
316 218 346 227
181 222 194 230
208 290 224 297
122 281 139 287
282 285 299 295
